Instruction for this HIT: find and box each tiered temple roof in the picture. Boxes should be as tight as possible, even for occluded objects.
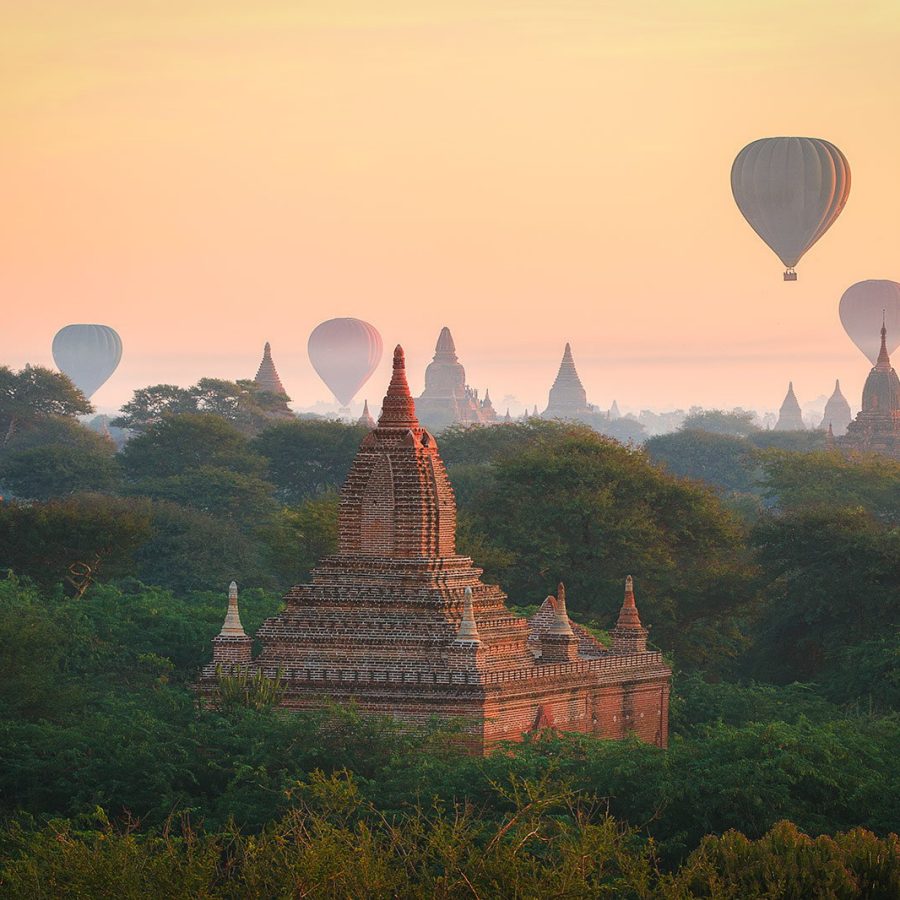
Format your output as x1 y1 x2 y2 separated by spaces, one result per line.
774 381 805 431
202 345 670 753
542 343 596 422
252 342 293 418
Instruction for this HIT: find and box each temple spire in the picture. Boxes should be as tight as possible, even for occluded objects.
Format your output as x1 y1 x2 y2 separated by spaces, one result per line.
876 317 891 370
219 581 247 637
612 576 648 653
454 587 481 644
254 342 289 398
377 345 420 429
357 399 376 429
212 581 252 665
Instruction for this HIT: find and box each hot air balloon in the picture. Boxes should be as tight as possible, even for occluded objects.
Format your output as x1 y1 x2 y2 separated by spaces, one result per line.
52 324 122 398
731 137 850 280
839 280 900 365
307 318 383 410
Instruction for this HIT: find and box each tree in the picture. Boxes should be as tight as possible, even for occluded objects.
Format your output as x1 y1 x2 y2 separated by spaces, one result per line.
759 449 900 522
120 414 267 481
644 430 759 496
110 384 197 433
0 365 92 445
132 500 270 593
0 417 120 499
0 444 121 500
113 379 292 436
680 407 759 436
459 426 755 668
262 492 339 584
253 419 368 504
0 495 152 598
750 505 900 684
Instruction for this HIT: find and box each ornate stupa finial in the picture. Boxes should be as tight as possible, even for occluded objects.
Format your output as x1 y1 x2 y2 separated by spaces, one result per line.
454 586 481 644
876 314 891 370
212 581 253 665
377 345 419 429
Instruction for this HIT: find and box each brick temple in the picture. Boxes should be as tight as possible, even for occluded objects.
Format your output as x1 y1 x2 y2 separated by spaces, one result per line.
203 345 670 753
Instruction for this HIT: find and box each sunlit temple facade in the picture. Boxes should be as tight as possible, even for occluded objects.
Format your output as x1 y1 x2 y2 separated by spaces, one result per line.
202 346 671 754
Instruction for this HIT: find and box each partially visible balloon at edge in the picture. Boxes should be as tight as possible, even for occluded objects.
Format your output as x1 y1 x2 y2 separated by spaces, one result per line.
52 324 123 399
307 318 383 407
731 136 851 281
839 280 900 365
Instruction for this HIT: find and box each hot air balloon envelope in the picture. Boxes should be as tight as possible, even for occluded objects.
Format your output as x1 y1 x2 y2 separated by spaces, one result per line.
839 280 900 365
52 324 122 398
308 318 383 407
731 137 850 280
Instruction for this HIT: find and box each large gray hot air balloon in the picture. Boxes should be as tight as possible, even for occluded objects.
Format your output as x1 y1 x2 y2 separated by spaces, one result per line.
52 324 122 398
839 280 900 364
731 137 851 280
308 318 382 408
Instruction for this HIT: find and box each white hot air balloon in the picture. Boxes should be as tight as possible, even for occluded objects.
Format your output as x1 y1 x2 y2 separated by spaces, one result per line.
731 137 851 280
52 324 122 398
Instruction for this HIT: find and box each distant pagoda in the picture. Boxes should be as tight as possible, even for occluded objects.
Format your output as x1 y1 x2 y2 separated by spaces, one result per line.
201 346 671 754
774 382 805 431
839 322 900 459
414 326 497 431
542 343 595 422
819 380 852 436
252 342 293 419
357 399 376 429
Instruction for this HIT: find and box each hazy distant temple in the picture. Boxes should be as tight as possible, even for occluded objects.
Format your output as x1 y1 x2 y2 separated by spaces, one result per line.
202 346 671 753
252 342 293 417
774 381 805 431
543 343 596 421
414 327 497 431
820 380 852 436
839 323 900 460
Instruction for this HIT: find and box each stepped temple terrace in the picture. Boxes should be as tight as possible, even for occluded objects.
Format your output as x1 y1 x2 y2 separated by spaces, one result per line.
201 346 671 753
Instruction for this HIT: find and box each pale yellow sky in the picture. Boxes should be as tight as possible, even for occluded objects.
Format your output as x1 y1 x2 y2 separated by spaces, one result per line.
3 1 900 414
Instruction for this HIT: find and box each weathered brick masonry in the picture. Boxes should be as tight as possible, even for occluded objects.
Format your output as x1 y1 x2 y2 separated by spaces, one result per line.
201 345 671 753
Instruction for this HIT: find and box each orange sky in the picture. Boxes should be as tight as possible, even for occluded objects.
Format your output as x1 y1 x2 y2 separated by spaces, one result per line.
3 1 900 416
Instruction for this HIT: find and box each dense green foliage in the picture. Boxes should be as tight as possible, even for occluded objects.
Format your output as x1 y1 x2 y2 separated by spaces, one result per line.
0 390 898 893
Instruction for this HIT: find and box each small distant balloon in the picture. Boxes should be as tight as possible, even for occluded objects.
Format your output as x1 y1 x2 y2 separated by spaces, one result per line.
52 324 122 398
731 137 851 281
838 280 900 364
307 318 383 407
